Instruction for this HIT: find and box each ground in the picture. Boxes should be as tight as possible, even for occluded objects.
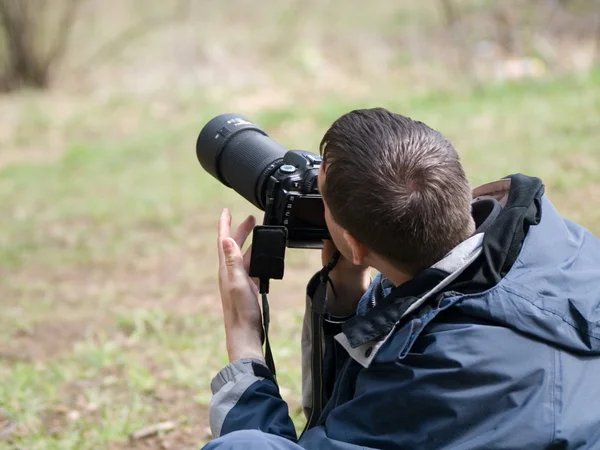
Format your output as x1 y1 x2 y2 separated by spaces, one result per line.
0 5 599 446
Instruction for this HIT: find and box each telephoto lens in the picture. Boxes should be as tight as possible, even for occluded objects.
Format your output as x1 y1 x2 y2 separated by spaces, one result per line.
196 114 288 209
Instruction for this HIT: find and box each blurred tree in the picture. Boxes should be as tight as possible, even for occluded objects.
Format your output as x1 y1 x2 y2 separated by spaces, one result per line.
70 0 191 78
439 0 477 83
492 6 519 58
595 2 600 64
0 0 192 91
0 0 81 92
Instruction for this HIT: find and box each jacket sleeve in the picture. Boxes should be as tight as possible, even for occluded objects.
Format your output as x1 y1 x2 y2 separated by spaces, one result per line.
208 273 354 443
208 358 297 441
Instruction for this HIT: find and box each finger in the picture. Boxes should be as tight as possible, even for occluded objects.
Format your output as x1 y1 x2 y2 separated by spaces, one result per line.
243 245 252 273
247 276 260 292
233 215 256 249
219 237 248 297
221 237 246 278
218 208 232 242
217 209 232 273
323 239 336 250
241 246 259 290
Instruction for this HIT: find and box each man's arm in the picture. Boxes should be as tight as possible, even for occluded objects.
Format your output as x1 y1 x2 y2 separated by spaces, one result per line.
209 209 298 440
208 268 366 443
209 358 297 440
209 211 369 442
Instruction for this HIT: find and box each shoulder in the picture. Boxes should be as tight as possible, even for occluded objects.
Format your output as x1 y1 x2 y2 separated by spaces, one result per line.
327 308 557 449
375 303 554 370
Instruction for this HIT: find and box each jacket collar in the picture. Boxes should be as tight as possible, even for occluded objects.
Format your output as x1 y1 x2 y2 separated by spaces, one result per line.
335 174 543 368
335 232 485 368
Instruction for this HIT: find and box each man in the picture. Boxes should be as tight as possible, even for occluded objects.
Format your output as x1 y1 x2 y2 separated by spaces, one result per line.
204 108 600 449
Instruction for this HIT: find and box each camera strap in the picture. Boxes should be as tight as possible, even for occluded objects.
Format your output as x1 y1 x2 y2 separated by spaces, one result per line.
261 291 276 377
302 251 340 434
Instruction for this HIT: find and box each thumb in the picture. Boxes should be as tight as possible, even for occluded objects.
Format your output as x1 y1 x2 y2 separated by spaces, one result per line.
222 237 243 268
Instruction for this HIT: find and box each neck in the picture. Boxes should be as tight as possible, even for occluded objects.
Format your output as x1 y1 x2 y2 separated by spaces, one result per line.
369 255 413 287
368 217 477 287
374 225 477 287
383 269 413 287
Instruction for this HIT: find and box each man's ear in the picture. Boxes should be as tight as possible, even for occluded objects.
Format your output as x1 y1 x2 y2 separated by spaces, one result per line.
343 230 368 266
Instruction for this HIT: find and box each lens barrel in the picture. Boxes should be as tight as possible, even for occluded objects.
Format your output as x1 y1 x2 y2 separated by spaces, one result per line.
196 114 287 209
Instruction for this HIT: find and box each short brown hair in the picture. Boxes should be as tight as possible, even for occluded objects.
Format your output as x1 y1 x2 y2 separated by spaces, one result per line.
320 108 474 274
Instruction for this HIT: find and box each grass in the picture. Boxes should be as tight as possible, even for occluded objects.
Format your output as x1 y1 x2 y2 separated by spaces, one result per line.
1 66 599 449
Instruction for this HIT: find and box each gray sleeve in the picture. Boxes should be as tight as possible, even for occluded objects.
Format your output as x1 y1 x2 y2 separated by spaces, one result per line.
209 358 266 438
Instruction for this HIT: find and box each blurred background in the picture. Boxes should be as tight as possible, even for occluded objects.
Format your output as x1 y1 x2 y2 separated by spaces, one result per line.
0 0 598 448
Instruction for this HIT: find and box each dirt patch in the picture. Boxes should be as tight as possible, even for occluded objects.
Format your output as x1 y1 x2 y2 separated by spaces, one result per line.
0 409 17 443
0 146 64 170
0 316 110 362
109 388 212 450
0 92 76 171
3 237 316 318
12 366 212 449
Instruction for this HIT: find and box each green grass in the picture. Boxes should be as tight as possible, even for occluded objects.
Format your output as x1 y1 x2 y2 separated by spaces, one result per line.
1 68 599 448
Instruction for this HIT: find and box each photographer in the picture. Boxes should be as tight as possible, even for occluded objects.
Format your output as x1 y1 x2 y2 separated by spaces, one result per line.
203 108 600 449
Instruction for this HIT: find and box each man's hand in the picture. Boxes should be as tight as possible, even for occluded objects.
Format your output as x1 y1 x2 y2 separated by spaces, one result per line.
217 208 265 364
321 240 371 317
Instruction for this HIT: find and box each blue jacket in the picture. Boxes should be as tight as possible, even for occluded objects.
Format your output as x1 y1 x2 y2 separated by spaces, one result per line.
204 175 600 449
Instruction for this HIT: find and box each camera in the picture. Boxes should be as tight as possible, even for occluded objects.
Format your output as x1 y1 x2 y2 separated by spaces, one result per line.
196 114 329 249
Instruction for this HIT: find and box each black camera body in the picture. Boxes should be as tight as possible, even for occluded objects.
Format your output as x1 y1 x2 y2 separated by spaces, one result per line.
196 114 329 249
263 150 328 248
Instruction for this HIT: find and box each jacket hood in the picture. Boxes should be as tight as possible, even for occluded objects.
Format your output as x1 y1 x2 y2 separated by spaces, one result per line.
457 175 600 355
